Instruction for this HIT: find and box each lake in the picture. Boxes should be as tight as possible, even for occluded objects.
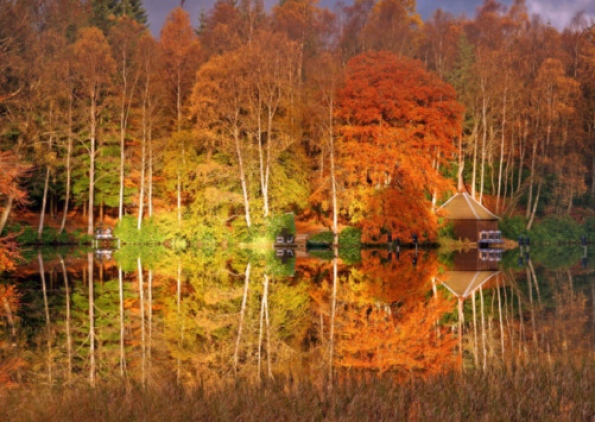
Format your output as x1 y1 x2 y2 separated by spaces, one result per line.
1 245 593 389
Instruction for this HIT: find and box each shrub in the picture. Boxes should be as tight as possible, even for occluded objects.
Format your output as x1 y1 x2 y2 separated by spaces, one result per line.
115 215 170 245
114 215 140 244
499 215 526 240
308 231 333 245
437 220 455 240
266 250 295 277
71 229 93 245
266 213 296 241
530 215 582 244
339 227 361 249
339 246 361 264
15 225 37 245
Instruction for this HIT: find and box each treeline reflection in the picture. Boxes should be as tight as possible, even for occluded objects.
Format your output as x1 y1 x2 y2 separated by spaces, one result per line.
0 246 593 388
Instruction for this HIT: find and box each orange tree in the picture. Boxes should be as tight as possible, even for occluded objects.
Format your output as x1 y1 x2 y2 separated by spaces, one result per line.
334 51 463 242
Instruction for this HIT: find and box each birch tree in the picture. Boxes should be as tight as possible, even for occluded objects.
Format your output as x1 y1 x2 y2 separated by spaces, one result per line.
72 27 116 236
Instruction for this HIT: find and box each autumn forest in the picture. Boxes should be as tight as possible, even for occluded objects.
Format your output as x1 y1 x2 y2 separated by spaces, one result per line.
0 0 594 249
1 0 595 418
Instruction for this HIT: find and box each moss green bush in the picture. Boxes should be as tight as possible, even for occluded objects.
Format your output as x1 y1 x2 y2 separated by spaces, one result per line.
339 246 361 264
530 215 582 244
266 213 296 241
339 227 362 248
308 230 333 245
6 224 83 245
499 215 527 240
114 215 171 245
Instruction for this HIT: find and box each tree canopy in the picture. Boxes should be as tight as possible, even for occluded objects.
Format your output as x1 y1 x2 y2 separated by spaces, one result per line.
335 51 463 241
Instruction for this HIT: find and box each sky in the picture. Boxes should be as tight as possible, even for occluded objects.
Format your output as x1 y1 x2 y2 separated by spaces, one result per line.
144 0 595 38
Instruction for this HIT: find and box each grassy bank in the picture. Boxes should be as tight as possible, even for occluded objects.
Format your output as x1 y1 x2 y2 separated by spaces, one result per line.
2 361 592 421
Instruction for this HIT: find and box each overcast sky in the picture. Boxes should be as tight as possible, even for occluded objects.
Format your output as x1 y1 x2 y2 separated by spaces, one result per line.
143 0 595 38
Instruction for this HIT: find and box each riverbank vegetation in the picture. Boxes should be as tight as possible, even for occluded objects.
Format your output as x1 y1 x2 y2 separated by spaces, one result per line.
1 360 592 421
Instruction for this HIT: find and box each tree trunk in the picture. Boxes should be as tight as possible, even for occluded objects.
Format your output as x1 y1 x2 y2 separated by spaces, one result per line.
264 276 272 379
148 269 153 375
471 119 479 198
88 252 95 386
329 248 338 384
0 195 14 235
258 274 268 379
517 118 528 194
176 259 182 383
88 96 96 237
138 84 148 229
526 139 538 220
40 106 55 238
263 106 274 218
59 104 73 234
138 258 146 387
38 146 52 239
118 109 126 220
234 124 251 228
480 286 487 370
175 72 185 227
148 123 153 218
496 85 507 213
329 97 338 248
526 179 542 230
496 278 504 358
457 136 465 191
39 252 53 385
472 290 478 367
177 171 182 226
479 96 488 204
234 263 251 374
119 266 126 377
59 255 72 380
256 98 266 218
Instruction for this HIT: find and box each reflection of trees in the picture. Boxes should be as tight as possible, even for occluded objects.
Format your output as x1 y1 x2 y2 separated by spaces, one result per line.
457 263 594 369
310 250 459 379
0 282 22 388
159 252 310 385
5 250 592 389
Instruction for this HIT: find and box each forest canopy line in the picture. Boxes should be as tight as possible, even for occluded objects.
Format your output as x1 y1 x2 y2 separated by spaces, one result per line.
1 0 595 245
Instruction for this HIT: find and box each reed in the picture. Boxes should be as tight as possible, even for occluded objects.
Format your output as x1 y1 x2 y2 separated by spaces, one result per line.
2 361 593 421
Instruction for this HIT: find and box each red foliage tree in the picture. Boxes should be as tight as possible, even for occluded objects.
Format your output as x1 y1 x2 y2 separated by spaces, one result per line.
335 51 463 242
0 150 30 249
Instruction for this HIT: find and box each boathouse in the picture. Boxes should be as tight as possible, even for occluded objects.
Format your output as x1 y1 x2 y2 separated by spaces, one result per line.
439 192 500 244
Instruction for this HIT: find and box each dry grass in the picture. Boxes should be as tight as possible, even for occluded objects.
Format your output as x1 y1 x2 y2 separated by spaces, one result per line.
2 362 593 421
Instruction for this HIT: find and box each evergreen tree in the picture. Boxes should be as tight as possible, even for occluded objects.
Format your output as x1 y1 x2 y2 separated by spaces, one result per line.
115 0 148 26
89 0 119 33
89 0 148 33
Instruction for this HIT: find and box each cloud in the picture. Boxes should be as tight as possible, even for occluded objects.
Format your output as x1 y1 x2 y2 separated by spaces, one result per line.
526 0 595 29
143 0 595 39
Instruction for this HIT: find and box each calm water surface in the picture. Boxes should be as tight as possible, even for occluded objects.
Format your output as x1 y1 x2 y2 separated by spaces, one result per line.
1 245 593 387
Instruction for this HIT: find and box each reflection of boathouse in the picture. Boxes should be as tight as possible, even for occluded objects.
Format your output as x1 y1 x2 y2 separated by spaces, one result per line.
440 270 500 299
439 192 501 244
439 250 501 299
437 249 502 358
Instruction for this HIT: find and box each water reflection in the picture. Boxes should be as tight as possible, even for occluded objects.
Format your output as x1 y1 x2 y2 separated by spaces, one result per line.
0 246 593 388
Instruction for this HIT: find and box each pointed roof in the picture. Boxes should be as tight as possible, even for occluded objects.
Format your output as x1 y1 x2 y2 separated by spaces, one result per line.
439 192 499 220
438 271 500 299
